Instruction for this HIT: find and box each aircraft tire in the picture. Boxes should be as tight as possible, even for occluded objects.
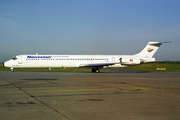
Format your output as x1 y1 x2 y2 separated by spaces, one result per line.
96 69 100 73
92 68 96 73
11 68 14 72
92 68 100 73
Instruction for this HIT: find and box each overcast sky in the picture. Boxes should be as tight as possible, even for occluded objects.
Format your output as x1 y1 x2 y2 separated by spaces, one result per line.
0 0 180 62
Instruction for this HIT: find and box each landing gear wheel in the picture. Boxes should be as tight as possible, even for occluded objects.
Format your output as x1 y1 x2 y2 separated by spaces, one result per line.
91 68 100 73
11 68 14 72
91 68 96 73
96 69 100 73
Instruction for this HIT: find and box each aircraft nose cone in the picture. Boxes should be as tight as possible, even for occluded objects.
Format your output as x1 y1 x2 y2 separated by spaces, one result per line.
2 62 6 67
3 62 7 67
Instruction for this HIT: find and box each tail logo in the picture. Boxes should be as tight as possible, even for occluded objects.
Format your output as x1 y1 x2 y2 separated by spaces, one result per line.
147 47 154 52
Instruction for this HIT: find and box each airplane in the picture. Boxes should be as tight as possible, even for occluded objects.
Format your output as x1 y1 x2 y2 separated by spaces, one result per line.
3 41 174 73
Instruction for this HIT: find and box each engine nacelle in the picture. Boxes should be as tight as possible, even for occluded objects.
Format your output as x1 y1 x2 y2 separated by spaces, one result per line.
120 58 143 65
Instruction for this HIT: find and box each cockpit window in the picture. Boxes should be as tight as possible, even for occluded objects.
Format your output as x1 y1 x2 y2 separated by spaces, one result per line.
12 56 17 60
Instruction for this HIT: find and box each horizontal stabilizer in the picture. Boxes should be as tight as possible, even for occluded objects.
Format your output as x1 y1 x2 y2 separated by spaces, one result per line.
149 41 175 46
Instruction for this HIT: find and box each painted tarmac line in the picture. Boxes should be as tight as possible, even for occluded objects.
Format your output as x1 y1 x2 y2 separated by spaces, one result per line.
0 87 152 94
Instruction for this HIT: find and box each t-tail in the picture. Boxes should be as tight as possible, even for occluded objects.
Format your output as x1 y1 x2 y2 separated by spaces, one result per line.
136 41 175 58
133 41 175 63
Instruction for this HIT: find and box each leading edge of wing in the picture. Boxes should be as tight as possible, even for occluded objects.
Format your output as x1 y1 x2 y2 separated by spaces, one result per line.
79 62 118 68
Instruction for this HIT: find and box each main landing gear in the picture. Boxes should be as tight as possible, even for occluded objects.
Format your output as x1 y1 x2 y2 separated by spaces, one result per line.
91 67 100 73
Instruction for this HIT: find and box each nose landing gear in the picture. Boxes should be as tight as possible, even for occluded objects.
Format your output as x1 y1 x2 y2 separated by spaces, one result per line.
11 68 14 72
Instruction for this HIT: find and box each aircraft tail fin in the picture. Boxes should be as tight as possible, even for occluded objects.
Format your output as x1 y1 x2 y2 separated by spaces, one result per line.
136 41 175 58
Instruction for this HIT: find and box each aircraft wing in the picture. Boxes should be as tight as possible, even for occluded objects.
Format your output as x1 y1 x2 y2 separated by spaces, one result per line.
79 62 119 68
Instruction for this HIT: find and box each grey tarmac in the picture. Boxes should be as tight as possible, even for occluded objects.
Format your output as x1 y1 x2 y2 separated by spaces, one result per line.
0 69 180 120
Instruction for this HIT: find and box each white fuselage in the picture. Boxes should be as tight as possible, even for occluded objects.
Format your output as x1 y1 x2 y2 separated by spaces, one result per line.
5 41 172 72
4 54 152 69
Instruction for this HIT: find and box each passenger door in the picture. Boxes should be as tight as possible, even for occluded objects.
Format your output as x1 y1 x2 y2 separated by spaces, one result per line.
18 56 23 64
